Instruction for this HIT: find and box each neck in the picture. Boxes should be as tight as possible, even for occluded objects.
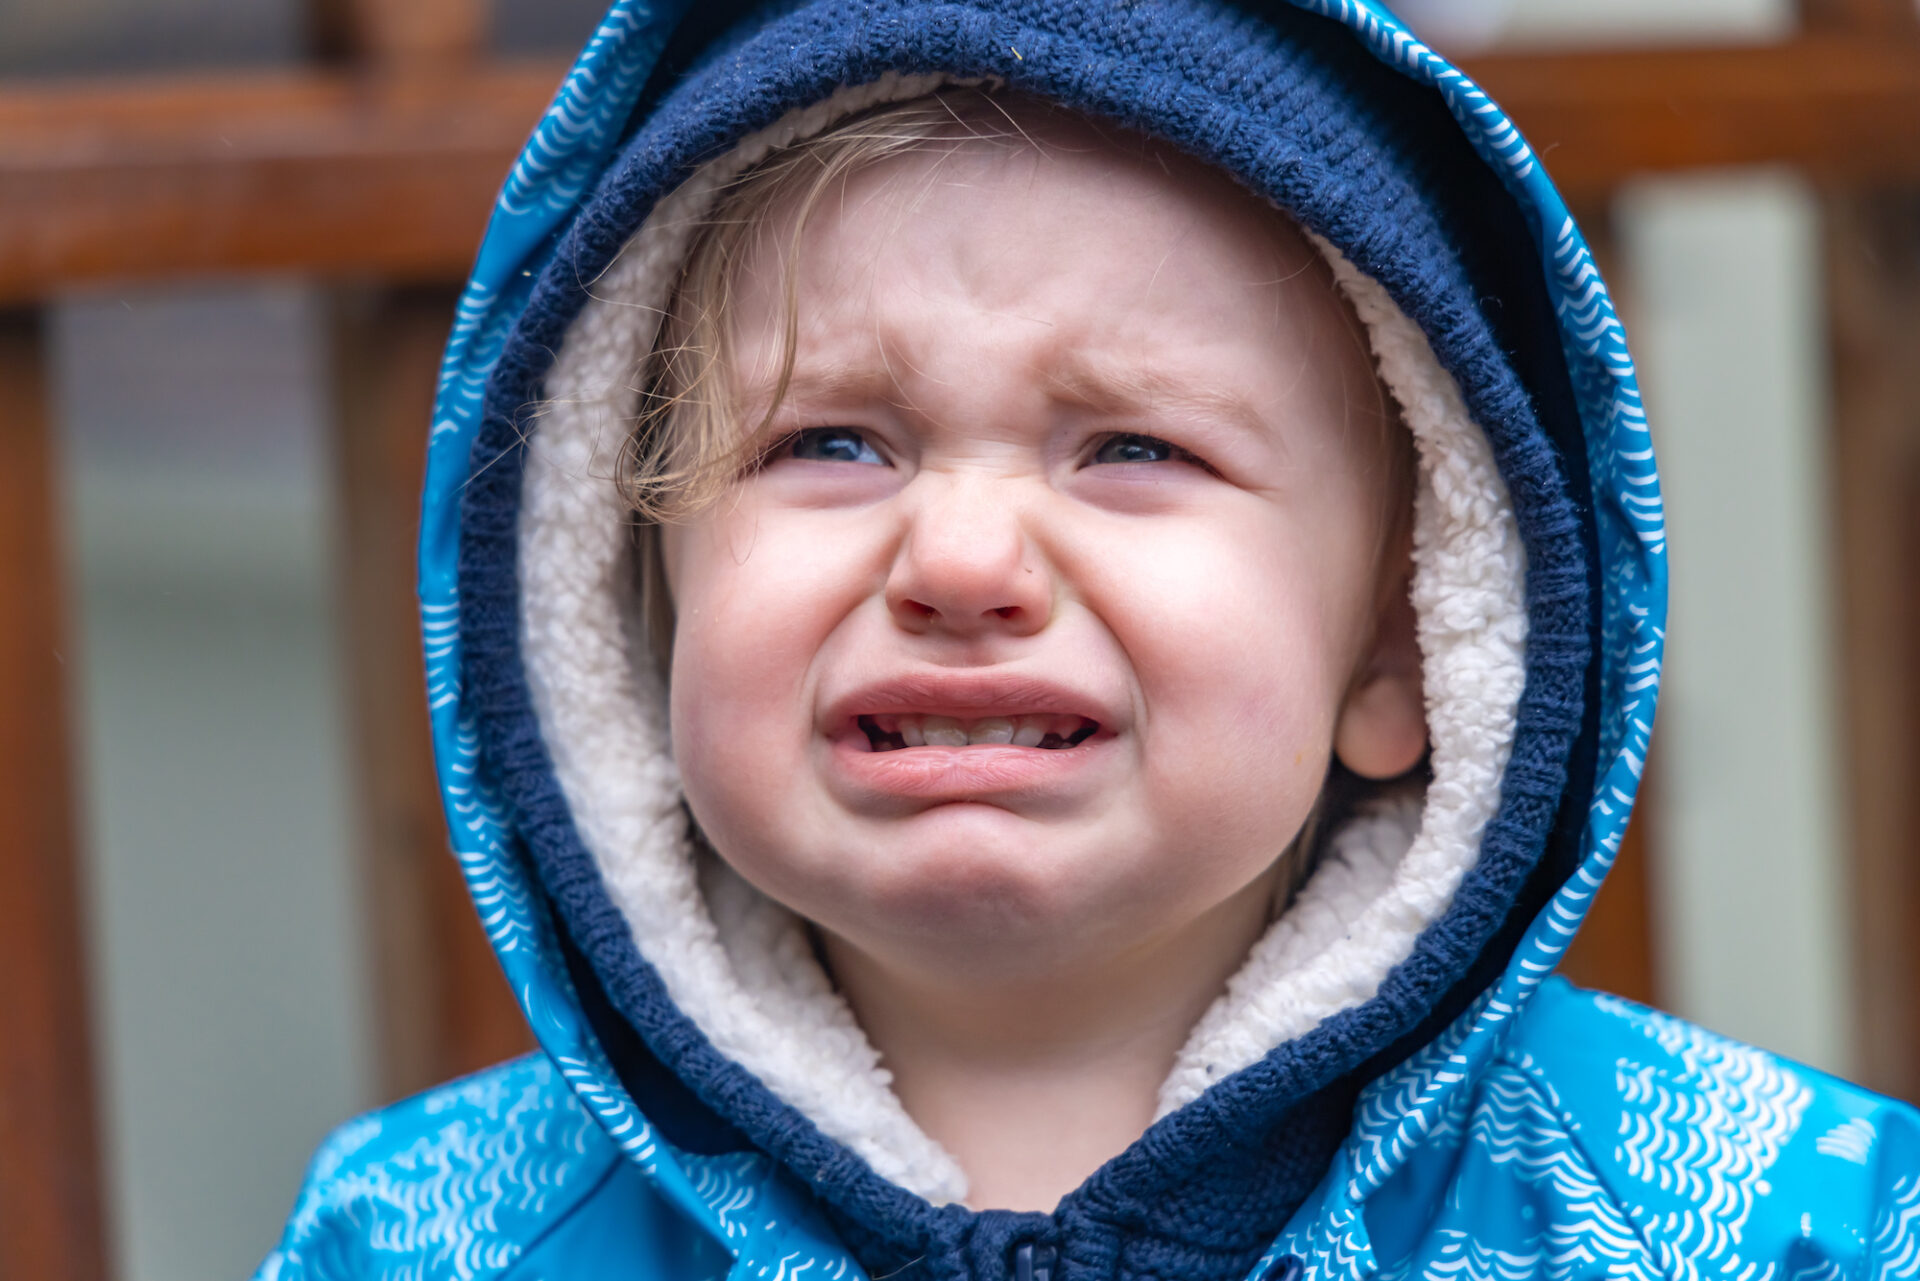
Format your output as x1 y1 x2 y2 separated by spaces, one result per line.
820 874 1277 1212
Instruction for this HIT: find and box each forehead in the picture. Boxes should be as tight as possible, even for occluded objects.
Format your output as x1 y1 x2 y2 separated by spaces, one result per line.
727 103 1351 361
711 98 1388 477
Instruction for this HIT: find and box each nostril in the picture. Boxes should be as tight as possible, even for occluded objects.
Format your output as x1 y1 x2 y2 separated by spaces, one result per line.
993 606 1020 619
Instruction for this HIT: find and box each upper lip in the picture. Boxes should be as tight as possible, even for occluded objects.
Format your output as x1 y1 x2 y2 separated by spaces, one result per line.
822 671 1120 733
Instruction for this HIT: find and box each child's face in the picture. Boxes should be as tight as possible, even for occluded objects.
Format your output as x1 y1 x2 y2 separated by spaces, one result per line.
661 118 1424 984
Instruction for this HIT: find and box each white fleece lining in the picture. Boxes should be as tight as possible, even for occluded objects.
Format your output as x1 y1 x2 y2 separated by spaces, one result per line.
516 82 1526 1204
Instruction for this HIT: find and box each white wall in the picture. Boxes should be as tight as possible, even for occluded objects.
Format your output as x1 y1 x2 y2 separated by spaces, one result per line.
54 282 376 1281
1616 173 1854 1076
1499 0 1790 45
1392 0 1791 49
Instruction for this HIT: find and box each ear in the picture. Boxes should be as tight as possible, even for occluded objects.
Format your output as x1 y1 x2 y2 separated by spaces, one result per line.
1333 566 1426 781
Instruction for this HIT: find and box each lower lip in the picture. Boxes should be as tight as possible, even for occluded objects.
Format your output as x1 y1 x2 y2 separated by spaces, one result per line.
827 736 1111 802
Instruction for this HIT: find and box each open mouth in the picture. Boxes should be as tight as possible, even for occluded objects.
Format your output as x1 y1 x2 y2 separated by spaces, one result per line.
856 714 1101 752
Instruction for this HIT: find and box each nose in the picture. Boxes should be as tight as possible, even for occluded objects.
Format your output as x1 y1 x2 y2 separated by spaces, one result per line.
884 477 1052 638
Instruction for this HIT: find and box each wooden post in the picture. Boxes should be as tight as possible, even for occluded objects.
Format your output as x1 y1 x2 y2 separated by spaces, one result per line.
0 309 111 1281
1824 191 1920 1101
304 0 528 1106
328 286 532 1100
309 0 486 66
1801 0 1917 32
1799 0 1920 1104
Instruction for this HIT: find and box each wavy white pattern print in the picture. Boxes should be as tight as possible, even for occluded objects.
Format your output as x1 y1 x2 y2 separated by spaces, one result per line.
1464 1063 1662 1281
1604 999 1811 1280
1814 1117 1875 1165
262 1059 604 1281
1873 1175 1920 1281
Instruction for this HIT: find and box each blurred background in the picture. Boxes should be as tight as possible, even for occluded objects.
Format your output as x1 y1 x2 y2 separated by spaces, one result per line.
2 1 1917 1278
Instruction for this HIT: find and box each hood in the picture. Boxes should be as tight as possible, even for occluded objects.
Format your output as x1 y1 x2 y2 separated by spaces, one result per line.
419 3 1665 1278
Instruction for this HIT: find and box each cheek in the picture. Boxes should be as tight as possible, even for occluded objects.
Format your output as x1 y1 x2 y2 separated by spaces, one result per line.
664 512 871 790
1084 514 1358 838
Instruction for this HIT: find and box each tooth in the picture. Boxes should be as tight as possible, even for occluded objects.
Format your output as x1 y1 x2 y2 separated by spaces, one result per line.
969 717 1015 745
1012 718 1046 747
899 718 925 747
922 716 968 748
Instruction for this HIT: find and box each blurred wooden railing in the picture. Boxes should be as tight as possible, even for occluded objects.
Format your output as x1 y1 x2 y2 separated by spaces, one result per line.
5 37 1920 300
3 1 1918 1277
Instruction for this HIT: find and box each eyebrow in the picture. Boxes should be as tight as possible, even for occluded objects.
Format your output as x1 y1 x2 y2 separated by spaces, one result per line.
1043 355 1275 444
736 361 901 416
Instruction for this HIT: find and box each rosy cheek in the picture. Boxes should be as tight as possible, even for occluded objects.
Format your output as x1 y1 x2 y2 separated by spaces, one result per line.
670 514 865 736
1096 524 1340 815
674 596 799 736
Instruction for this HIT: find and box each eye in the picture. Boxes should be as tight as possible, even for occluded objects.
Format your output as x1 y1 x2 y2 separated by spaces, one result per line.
1087 433 1203 468
786 427 887 465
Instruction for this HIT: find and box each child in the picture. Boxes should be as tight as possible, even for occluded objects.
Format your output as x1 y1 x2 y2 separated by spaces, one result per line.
260 2 1919 1279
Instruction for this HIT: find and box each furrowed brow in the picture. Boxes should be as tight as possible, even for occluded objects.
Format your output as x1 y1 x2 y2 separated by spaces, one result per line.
739 360 898 411
1045 356 1273 443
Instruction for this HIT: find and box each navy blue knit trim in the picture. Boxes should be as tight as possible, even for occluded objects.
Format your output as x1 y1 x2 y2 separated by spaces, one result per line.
457 3 1594 1279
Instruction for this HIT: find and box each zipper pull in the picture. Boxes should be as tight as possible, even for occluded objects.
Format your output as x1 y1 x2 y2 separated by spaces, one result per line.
1260 1255 1303 1281
1013 1241 1058 1281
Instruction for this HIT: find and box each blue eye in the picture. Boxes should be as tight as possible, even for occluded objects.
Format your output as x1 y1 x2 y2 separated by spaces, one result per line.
1090 433 1180 465
788 427 886 465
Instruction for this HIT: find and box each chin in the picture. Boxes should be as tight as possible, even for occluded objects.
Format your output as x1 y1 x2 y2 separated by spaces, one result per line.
811 816 1144 953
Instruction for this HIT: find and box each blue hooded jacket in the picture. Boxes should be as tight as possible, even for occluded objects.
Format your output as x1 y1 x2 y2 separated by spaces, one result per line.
257 3 1920 1279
